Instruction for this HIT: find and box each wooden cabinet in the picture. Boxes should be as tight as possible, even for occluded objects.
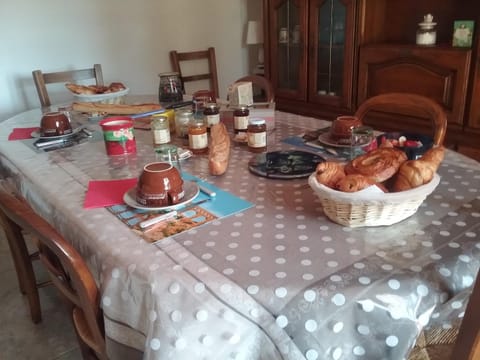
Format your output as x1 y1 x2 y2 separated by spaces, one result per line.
264 0 358 119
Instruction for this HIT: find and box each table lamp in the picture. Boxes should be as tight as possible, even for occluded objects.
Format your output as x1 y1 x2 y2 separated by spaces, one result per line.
246 20 264 72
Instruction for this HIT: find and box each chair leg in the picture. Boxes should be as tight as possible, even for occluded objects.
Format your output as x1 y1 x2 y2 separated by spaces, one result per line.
2 222 42 323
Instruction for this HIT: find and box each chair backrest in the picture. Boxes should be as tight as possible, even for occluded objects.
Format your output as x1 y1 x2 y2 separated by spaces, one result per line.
354 92 447 146
235 75 275 103
170 47 219 99
32 64 104 108
450 271 480 360
0 184 107 360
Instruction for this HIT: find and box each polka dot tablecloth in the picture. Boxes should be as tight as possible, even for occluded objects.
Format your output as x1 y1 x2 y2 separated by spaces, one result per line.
0 107 479 360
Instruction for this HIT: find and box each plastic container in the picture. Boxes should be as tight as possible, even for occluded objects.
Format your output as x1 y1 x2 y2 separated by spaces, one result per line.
99 117 136 155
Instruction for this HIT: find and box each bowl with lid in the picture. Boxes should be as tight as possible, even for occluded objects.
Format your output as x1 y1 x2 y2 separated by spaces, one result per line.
40 111 72 137
329 115 362 142
136 162 184 207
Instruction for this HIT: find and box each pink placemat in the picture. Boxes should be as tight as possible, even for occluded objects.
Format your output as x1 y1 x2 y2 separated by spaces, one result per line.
84 178 137 209
8 127 39 140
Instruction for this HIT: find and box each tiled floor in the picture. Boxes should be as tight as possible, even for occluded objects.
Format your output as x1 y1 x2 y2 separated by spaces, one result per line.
0 228 82 360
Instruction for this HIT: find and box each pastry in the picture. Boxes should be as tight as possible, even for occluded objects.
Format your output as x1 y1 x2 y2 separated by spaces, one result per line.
345 147 407 182
208 123 231 175
392 146 445 191
315 161 346 189
336 174 376 192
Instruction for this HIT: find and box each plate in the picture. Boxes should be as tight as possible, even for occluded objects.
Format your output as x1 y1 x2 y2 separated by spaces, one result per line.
248 150 325 179
317 132 372 148
31 126 85 140
123 180 199 211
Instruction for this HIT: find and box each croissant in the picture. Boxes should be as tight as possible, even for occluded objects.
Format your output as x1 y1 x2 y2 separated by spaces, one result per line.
315 161 346 189
392 146 445 192
336 174 376 192
208 123 231 175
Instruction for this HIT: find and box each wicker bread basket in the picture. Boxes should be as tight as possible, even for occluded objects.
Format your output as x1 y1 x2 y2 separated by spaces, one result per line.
73 87 129 104
308 172 441 227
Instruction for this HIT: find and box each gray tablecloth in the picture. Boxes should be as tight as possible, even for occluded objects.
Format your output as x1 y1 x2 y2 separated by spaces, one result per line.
0 107 479 360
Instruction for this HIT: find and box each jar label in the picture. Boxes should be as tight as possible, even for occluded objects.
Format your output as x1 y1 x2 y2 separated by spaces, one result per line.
234 116 249 130
153 129 171 144
206 114 220 127
189 133 208 149
248 132 266 148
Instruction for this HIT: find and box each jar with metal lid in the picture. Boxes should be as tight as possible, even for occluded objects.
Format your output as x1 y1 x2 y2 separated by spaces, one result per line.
151 115 171 146
175 109 193 139
188 117 208 154
158 72 183 103
233 105 250 134
247 118 267 153
203 102 220 129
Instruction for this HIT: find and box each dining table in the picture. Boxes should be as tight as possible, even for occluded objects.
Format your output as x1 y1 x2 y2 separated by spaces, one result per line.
0 97 479 360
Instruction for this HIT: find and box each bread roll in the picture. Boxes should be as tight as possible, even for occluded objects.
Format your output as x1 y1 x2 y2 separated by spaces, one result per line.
392 146 445 192
208 123 230 175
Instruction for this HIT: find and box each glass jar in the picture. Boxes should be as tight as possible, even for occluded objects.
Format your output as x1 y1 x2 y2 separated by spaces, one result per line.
175 109 193 139
416 14 437 46
158 72 183 103
247 118 267 153
203 102 220 129
188 117 208 154
233 105 249 134
151 115 170 146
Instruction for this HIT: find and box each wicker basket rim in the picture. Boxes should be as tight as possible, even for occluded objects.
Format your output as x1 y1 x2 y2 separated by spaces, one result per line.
308 172 440 202
73 87 129 101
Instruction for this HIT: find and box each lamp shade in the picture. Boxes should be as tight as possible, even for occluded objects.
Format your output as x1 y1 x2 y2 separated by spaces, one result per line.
246 20 263 45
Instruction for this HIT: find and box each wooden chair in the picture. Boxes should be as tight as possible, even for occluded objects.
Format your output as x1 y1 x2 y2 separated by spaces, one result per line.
235 75 275 103
170 47 219 99
354 92 448 146
0 183 107 360
32 64 104 108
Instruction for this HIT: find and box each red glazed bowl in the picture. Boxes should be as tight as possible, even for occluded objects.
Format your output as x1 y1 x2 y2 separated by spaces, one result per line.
40 112 72 137
330 115 362 141
136 162 184 207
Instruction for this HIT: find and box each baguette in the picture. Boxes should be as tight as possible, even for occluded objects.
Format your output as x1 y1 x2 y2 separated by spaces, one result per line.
208 123 230 175
72 102 162 115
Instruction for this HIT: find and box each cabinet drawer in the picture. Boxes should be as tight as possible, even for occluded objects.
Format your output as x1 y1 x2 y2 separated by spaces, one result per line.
357 45 471 126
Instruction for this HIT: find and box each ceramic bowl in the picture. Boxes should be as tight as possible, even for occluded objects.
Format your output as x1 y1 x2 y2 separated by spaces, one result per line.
330 115 362 140
136 162 184 207
377 132 433 160
40 112 72 137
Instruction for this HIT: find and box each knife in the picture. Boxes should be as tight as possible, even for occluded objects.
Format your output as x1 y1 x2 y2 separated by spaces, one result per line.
139 198 210 229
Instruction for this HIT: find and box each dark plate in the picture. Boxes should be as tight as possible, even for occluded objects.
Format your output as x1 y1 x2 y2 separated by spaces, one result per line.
377 132 433 160
248 150 325 179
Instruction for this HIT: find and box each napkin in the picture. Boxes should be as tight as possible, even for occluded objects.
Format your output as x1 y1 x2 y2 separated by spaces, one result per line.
8 127 39 140
84 178 137 209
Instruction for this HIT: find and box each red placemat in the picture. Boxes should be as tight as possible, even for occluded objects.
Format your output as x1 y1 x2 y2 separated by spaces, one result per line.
84 178 137 209
8 127 39 140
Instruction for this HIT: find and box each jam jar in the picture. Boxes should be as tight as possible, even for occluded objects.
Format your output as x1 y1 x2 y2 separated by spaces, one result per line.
188 117 208 154
247 118 267 153
203 102 220 129
233 105 249 134
175 109 193 139
151 115 171 146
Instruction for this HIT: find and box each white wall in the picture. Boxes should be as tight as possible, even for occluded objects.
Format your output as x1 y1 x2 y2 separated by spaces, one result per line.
0 0 258 121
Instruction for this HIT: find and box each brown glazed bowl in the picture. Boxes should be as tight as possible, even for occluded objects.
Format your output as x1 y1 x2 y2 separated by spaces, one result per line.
136 162 184 207
330 115 362 141
40 112 72 137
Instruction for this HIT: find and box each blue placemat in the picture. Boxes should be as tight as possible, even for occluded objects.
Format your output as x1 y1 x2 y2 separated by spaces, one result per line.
108 173 254 242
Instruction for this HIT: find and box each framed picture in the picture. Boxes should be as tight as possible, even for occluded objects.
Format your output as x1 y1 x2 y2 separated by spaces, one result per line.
452 20 474 47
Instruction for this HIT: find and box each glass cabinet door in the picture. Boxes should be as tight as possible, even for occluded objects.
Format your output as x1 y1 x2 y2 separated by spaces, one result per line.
309 0 356 109
269 0 308 100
